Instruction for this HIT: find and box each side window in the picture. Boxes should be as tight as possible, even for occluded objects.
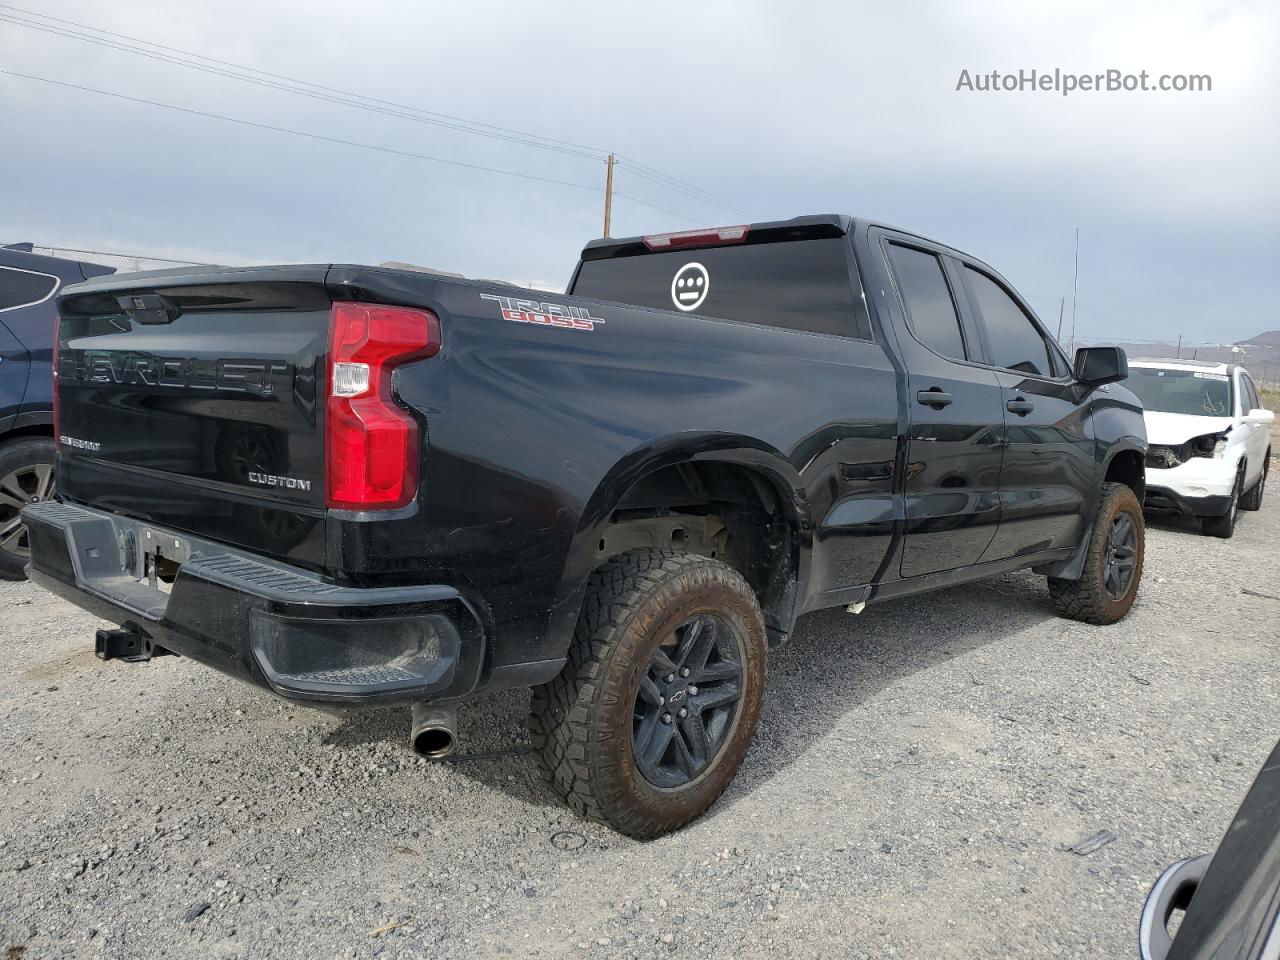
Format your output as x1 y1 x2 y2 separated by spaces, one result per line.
963 267 1053 376
0 266 59 312
886 244 967 361
1241 374 1259 413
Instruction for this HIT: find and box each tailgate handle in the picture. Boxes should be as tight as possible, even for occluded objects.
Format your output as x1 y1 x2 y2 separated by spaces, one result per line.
117 293 182 325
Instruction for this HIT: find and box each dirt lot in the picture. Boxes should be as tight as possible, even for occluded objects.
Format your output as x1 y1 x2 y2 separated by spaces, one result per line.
2 495 1278 959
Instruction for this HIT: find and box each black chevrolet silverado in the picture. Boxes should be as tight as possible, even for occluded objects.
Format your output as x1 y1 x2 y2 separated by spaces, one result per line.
23 215 1146 838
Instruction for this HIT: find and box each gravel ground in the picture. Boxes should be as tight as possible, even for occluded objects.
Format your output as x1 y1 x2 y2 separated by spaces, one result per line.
2 499 1278 959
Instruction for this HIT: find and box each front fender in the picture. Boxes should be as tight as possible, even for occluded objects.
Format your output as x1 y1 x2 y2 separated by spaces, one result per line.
1041 433 1148 581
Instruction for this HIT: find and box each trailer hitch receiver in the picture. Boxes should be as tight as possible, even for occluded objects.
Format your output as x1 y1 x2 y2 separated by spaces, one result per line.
95 628 172 663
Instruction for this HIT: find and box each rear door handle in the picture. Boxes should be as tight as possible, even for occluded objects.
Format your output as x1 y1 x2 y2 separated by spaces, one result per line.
1006 398 1034 416
916 389 953 409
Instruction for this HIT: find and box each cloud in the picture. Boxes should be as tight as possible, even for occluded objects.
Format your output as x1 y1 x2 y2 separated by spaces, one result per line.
0 0 1275 342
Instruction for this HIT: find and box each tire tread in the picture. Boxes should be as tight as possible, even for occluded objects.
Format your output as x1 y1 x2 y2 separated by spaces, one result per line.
528 548 763 838
1047 482 1143 625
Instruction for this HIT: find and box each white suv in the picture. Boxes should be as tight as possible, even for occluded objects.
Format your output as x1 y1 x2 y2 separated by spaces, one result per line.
1127 359 1274 537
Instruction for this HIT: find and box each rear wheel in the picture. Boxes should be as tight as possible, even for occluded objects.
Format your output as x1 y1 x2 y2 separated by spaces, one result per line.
1201 468 1242 538
0 437 56 581
1240 455 1268 512
529 549 766 839
1048 482 1144 624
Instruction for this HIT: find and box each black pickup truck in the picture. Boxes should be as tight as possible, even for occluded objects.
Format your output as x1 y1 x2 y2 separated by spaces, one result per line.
23 215 1146 838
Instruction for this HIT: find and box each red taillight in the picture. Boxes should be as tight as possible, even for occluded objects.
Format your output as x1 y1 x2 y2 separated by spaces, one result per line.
325 302 441 510
642 225 749 250
51 315 61 450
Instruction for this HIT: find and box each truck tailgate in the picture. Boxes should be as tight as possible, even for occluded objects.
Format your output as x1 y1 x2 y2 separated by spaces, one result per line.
55 266 332 572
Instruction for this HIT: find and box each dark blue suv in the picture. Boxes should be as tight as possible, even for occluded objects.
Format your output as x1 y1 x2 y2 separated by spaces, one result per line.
0 244 114 579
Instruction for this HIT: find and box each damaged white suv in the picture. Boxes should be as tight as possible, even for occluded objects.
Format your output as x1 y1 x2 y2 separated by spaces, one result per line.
1128 359 1273 538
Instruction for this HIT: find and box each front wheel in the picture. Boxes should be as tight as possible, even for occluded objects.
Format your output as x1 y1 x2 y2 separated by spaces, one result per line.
1201 468 1242 538
529 549 767 839
0 436 56 581
1048 482 1144 625
1239 456 1268 512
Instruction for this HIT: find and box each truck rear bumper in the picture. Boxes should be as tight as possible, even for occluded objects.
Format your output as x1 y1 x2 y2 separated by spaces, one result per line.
22 500 494 705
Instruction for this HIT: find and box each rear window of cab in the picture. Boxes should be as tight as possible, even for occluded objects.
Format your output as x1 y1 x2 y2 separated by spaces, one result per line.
570 238 871 340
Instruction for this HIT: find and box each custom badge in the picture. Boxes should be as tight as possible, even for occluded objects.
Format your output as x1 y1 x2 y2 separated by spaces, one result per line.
670 262 709 312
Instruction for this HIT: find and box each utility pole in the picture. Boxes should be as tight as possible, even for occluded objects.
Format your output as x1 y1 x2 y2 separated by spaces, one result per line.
1176 335 1182 358
603 153 615 238
1055 296 1065 343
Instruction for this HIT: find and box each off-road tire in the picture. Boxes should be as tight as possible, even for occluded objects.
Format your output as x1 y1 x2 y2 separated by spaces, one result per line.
1048 482 1144 625
528 549 767 839
0 436 56 581
1201 467 1242 538
1240 455 1268 512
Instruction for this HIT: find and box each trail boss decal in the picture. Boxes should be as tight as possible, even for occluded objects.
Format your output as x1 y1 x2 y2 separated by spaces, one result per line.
480 294 605 332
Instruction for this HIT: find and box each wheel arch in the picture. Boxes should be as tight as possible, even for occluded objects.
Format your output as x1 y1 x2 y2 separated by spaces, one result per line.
1102 441 1146 503
0 412 54 445
1041 441 1146 583
549 433 812 653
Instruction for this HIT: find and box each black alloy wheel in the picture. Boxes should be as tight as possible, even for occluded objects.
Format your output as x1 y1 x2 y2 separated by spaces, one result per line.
632 613 743 789
1103 511 1139 600
0 437 56 580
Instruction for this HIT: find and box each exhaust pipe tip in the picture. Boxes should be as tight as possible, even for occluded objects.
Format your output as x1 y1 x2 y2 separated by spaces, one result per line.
411 725 457 759
410 702 458 759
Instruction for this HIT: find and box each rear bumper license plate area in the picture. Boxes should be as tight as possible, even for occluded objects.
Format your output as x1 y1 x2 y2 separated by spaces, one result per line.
21 500 485 703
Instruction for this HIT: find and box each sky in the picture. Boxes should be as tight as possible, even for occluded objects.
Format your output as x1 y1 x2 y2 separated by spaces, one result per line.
1 0 1277 345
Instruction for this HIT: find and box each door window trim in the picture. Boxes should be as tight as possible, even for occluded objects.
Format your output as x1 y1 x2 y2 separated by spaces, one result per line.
1239 372 1259 415
955 260 1071 382
0 264 61 314
880 237 975 365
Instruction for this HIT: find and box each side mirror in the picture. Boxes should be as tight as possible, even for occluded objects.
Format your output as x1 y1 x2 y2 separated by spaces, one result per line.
1074 345 1129 386
1246 408 1276 425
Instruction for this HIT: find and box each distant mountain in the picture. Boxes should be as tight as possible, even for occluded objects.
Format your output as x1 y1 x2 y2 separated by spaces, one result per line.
1242 330 1280 348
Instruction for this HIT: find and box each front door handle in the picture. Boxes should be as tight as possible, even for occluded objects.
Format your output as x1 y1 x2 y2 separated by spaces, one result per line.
916 389 953 409
1006 398 1034 416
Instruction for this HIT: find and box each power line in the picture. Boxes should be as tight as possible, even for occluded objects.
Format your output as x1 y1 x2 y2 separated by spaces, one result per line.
612 191 706 228
615 162 752 218
0 12 606 161
1 69 702 225
0 4 748 218
614 155 752 216
0 6 603 157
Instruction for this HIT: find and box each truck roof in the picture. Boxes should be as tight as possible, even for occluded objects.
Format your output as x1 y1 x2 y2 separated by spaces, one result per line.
1130 358 1240 375
579 213 973 265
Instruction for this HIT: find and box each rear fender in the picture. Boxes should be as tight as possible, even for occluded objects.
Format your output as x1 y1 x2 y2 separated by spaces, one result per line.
544 433 811 656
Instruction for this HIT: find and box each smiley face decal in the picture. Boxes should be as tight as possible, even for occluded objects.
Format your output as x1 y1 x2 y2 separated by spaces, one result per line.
670 262 709 312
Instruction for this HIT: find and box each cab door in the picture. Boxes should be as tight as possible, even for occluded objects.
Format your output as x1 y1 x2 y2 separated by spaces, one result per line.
879 237 1006 578
956 263 1093 559
0 261 61 431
